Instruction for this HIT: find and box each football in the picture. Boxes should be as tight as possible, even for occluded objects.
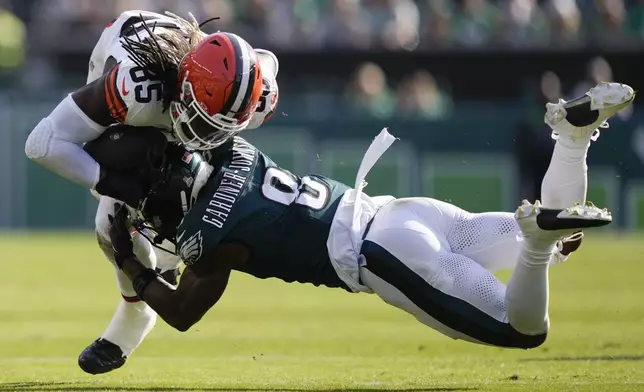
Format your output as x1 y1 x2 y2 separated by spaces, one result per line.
83 125 168 171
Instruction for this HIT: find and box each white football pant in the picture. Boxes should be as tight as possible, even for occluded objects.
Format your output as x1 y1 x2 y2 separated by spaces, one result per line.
359 133 590 348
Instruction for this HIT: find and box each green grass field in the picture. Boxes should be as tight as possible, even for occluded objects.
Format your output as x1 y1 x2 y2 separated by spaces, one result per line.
1 233 643 392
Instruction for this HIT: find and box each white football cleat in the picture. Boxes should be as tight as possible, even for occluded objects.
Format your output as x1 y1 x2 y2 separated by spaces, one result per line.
515 200 612 244
545 82 635 142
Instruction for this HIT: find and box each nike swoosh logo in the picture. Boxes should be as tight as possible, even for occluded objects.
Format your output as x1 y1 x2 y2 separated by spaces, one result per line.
121 78 129 96
176 230 186 243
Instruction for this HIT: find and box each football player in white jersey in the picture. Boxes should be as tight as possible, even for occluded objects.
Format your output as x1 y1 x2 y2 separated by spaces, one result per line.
24 10 279 374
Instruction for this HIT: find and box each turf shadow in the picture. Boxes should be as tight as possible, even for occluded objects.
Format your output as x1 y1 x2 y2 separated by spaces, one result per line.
520 354 644 362
0 381 477 392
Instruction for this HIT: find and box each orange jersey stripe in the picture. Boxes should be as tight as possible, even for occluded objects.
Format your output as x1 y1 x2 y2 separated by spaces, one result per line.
121 294 141 303
104 65 127 123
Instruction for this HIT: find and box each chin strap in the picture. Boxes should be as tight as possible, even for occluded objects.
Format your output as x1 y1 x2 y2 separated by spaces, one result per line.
133 220 177 256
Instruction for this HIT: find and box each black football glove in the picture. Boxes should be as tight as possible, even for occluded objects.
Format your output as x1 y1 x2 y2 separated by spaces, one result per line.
95 167 147 208
108 203 134 269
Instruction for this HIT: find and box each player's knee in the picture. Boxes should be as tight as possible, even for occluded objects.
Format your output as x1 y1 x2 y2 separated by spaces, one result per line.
509 329 548 349
506 327 548 350
448 327 547 349
508 317 550 349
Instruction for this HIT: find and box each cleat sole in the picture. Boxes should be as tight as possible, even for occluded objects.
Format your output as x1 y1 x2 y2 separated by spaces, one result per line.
587 82 635 111
515 201 612 231
545 82 635 130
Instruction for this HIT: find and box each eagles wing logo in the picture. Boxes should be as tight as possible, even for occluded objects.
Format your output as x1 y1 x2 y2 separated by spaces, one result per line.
178 230 203 265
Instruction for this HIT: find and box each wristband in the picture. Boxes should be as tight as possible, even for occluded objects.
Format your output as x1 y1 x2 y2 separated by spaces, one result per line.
133 268 161 301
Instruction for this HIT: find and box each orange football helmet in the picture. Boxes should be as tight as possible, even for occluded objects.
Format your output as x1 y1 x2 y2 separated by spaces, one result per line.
170 32 264 150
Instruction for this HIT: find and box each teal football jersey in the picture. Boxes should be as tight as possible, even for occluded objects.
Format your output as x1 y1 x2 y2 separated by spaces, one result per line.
177 137 351 290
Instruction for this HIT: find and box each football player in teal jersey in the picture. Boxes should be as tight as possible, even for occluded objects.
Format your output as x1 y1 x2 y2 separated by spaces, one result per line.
104 82 631 367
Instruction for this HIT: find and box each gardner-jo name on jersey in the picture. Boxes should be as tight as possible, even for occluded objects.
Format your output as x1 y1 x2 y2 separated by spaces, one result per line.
201 140 256 229
177 137 351 290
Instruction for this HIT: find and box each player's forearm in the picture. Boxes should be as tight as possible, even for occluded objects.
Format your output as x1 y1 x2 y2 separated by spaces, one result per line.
25 95 105 188
121 256 191 331
27 135 101 188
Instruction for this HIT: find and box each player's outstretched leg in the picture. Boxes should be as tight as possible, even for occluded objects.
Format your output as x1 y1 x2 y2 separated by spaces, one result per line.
447 82 634 271
78 198 158 375
505 200 611 335
78 232 158 374
359 197 610 348
542 81 634 208
541 81 634 262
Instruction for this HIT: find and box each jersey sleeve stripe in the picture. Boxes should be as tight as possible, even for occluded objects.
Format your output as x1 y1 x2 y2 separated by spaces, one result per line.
104 65 128 123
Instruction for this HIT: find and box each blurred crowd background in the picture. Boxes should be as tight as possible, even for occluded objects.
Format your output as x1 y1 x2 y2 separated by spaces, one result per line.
5 0 644 53
1 0 643 118
0 0 643 229
2 0 644 110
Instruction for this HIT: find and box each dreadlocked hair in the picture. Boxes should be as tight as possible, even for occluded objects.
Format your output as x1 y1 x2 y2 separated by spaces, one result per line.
121 12 207 112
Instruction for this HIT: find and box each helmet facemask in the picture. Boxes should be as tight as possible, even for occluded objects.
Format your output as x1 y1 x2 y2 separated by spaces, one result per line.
170 71 253 150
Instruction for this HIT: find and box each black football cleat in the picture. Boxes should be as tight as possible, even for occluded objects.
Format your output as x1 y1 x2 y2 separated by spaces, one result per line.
515 200 612 244
78 338 127 375
544 82 635 142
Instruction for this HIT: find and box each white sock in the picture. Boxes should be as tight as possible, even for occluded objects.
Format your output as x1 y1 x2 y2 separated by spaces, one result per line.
98 234 158 356
101 297 157 356
540 136 591 209
505 238 553 335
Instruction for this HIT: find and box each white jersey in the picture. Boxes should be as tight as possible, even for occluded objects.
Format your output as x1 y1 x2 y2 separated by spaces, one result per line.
25 10 279 192
87 10 177 130
87 10 279 133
